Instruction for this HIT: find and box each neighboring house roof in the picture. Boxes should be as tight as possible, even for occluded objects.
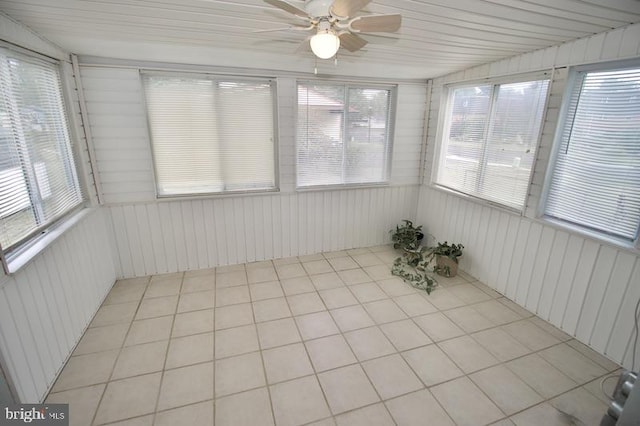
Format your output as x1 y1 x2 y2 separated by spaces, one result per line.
297 86 343 109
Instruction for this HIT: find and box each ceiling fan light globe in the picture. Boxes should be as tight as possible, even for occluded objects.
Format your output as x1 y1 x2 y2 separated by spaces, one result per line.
310 32 340 59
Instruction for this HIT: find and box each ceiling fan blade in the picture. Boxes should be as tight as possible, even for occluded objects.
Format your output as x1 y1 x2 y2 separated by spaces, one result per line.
339 32 368 52
263 0 309 18
253 25 313 33
331 0 371 18
350 14 401 33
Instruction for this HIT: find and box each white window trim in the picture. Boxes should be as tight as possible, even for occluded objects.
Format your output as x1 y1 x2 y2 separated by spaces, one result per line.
0 45 88 274
294 80 397 190
140 70 280 199
539 59 640 250
430 70 552 213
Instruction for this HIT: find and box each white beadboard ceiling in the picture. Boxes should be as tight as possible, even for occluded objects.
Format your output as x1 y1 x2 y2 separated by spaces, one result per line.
1 0 640 78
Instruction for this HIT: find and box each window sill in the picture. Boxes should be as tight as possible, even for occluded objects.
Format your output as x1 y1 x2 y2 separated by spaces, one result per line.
428 184 524 216
4 207 94 275
296 182 391 192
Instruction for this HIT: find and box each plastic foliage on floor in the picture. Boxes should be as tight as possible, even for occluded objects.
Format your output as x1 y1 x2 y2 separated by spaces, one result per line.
391 246 438 295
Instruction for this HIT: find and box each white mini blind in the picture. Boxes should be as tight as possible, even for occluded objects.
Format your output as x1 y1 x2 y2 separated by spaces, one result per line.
545 66 640 241
297 83 392 187
142 74 276 196
0 48 82 252
436 79 549 210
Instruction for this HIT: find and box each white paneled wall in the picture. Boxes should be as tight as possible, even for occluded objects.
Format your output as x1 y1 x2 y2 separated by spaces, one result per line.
419 23 640 369
109 186 419 278
79 62 428 277
0 209 117 403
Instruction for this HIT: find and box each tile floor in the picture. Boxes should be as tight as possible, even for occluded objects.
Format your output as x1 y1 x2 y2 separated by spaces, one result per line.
46 245 621 426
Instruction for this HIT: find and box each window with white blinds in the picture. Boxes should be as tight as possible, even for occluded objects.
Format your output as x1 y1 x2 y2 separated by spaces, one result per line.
435 78 550 211
0 48 82 253
545 64 640 243
142 73 276 196
297 82 393 187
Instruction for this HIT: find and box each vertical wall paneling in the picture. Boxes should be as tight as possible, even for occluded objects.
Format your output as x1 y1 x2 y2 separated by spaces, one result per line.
418 23 640 369
0 209 117 402
106 185 419 277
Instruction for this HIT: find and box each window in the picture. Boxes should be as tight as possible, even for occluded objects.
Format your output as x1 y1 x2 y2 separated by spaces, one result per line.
296 82 393 187
142 73 276 196
434 78 550 210
0 48 82 254
544 63 640 243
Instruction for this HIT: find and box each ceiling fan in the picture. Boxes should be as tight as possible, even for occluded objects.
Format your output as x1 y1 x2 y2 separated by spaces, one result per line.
259 0 402 59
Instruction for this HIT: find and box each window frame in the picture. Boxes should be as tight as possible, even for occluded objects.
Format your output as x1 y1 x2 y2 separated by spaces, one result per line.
540 59 640 250
140 70 280 199
0 45 85 272
294 80 397 190
431 71 552 213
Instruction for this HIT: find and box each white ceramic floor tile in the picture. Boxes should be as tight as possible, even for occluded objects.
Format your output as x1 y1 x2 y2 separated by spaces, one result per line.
256 317 302 349
280 276 315 295
296 311 340 340
344 326 396 361
125 316 173 346
214 303 253 330
426 288 466 310
385 389 455 426
112 340 168 380
155 401 214 426
215 352 266 397
145 278 181 299
249 281 284 301
172 309 214 337
510 402 574 426
181 275 215 294
288 292 326 316
319 287 358 309
413 312 465 342
177 290 215 313
253 297 292 322
471 328 532 362
157 362 214 410
376 278 415 297
303 259 334 275
135 295 178 320
276 263 307 280
393 294 438 317
431 377 504 426
215 388 274 426
216 286 251 307
472 299 522 325
311 272 345 290
262 343 314 383
74 323 129 355
52 350 119 392
444 305 496 333
94 373 162 425
549 387 608 426
362 354 424 399
379 319 432 351
470 365 543 415
506 354 577 399
350 282 388 303
270 375 331 426
538 343 607 384
216 270 248 287
318 365 380 414
337 269 372 285
448 284 493 304
165 332 214 369
215 324 259 359
335 403 395 426
46 384 105 426
305 334 357 372
439 335 500 373
330 305 375 332
402 344 464 386
247 267 278 284
327 256 360 271
363 299 408 324
502 320 562 351
91 302 138 328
